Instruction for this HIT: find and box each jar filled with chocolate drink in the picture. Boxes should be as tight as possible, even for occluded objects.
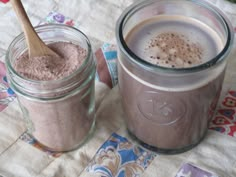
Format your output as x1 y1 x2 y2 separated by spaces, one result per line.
6 24 96 152
116 0 234 154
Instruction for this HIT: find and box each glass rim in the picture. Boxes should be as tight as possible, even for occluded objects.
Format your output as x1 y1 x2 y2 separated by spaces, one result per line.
116 0 234 74
6 24 93 84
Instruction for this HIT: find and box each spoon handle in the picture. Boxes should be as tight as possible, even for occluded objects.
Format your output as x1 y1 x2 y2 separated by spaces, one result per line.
10 0 58 58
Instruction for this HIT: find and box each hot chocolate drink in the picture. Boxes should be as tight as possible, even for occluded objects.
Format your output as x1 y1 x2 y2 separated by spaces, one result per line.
126 16 222 68
118 15 226 152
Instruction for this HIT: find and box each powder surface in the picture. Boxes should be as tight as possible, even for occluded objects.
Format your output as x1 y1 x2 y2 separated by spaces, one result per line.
14 42 87 81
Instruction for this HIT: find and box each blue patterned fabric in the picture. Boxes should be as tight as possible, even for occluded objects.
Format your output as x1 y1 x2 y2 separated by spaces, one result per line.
86 133 156 177
101 43 118 87
176 163 219 177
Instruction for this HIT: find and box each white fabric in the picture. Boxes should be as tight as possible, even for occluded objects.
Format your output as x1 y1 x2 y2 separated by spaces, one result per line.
0 0 236 177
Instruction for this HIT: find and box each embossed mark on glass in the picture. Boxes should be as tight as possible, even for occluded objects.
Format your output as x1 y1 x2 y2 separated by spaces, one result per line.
137 91 186 125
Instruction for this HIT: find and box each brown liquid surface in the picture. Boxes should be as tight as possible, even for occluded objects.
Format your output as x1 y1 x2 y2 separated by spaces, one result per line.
125 16 222 68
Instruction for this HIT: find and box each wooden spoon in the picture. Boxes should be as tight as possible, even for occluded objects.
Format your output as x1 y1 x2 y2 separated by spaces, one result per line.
10 0 58 58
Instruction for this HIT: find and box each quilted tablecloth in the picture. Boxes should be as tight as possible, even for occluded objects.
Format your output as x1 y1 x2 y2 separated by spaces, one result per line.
0 0 236 177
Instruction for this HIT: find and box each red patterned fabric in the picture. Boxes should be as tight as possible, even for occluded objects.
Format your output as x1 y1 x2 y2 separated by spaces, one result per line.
0 61 15 111
0 0 9 3
209 91 236 137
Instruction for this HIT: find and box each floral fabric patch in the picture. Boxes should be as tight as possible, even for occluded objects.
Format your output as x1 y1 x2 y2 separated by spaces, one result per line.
0 61 15 112
39 11 79 28
101 43 118 87
0 0 9 3
95 43 118 88
20 133 62 157
175 163 219 177
209 90 236 137
86 133 156 177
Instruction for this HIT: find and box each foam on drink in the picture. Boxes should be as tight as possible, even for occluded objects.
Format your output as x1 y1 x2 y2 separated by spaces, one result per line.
125 15 223 68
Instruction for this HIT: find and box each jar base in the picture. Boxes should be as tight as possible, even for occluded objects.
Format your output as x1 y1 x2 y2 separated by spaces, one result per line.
127 128 208 155
27 119 96 153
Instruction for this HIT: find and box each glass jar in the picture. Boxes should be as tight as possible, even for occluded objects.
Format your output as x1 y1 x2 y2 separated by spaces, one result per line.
116 0 234 154
6 24 96 152
214 0 236 27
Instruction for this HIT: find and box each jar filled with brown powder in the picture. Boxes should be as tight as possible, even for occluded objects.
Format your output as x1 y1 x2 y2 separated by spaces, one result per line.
6 24 96 152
